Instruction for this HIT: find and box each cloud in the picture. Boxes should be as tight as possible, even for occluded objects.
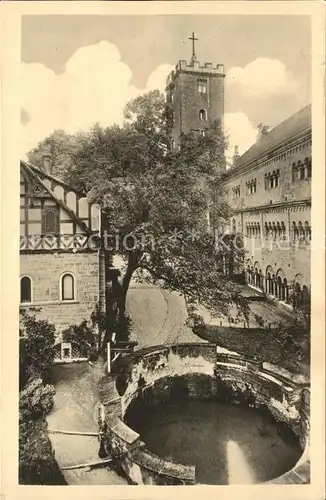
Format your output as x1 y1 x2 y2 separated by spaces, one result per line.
146 63 174 92
225 58 301 98
21 108 30 125
21 41 174 156
224 112 257 162
22 47 295 163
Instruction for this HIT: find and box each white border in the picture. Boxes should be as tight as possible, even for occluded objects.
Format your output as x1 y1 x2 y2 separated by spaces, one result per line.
1 3 325 500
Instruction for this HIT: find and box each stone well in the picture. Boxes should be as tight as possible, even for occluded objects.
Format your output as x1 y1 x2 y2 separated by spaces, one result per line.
98 343 310 485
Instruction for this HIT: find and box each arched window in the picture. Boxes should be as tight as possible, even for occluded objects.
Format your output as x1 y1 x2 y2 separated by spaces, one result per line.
199 109 207 122
171 139 176 149
292 222 299 240
298 221 305 241
258 270 263 289
304 221 311 242
42 207 59 234
293 282 302 308
292 162 297 182
304 157 312 178
276 221 282 238
280 221 286 239
60 273 75 301
283 278 289 303
270 173 275 189
20 276 32 303
276 276 284 300
297 161 304 180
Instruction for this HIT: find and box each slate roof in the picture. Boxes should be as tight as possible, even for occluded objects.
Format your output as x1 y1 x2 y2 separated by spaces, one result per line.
226 104 311 177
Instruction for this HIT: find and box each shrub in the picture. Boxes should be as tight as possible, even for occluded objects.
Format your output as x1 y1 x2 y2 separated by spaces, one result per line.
19 377 55 420
61 320 95 354
18 312 64 484
19 310 56 388
19 378 63 484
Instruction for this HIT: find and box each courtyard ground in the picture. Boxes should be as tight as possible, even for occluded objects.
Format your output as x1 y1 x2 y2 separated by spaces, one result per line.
47 362 127 485
126 281 309 377
47 278 309 484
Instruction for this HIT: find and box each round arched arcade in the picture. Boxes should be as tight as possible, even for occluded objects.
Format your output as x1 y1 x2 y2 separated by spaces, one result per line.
245 260 310 308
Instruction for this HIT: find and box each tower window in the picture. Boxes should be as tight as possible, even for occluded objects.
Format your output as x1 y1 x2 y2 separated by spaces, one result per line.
20 276 32 303
197 78 208 94
199 109 207 122
60 273 75 301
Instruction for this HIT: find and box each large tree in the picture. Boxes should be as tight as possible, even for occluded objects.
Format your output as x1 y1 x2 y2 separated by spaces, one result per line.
63 90 248 328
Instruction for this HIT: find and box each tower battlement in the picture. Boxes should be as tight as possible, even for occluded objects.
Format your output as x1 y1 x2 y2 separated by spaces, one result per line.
167 60 225 87
166 33 225 144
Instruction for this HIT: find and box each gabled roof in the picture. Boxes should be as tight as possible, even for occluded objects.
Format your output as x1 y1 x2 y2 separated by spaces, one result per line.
20 160 92 235
226 104 311 177
23 161 85 196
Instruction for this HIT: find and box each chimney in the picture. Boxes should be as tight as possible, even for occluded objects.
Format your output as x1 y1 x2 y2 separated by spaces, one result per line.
257 123 269 140
233 145 240 167
42 144 52 175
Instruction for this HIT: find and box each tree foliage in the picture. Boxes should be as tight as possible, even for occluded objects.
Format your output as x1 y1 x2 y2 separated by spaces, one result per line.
26 90 248 333
27 129 83 180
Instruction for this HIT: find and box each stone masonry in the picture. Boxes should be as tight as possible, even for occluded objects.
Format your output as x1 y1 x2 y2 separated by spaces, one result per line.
20 251 100 332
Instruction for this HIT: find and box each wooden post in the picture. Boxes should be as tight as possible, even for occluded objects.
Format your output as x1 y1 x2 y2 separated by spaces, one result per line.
107 342 111 374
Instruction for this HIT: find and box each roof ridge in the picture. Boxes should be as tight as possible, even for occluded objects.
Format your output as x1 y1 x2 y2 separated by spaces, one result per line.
227 104 311 176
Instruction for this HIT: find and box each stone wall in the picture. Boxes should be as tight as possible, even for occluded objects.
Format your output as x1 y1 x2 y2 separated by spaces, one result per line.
20 251 100 332
169 63 224 144
223 135 311 210
99 343 310 485
220 125 311 292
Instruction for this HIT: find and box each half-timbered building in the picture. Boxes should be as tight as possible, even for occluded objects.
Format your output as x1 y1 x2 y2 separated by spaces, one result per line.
20 159 106 333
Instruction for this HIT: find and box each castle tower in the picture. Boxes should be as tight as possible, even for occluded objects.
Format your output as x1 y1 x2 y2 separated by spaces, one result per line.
166 32 225 146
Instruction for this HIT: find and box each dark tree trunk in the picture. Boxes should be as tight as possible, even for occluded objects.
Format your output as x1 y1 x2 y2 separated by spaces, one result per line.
118 250 142 321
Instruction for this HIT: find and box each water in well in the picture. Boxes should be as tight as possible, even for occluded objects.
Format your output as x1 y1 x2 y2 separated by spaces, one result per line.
125 398 302 485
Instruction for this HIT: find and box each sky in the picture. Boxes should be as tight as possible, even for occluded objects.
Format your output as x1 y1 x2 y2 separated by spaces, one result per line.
21 15 311 159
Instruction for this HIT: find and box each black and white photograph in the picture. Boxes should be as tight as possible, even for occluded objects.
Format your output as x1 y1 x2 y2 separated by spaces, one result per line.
1 2 325 498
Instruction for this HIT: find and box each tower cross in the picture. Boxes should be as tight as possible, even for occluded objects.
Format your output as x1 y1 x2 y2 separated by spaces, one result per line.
189 32 198 63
